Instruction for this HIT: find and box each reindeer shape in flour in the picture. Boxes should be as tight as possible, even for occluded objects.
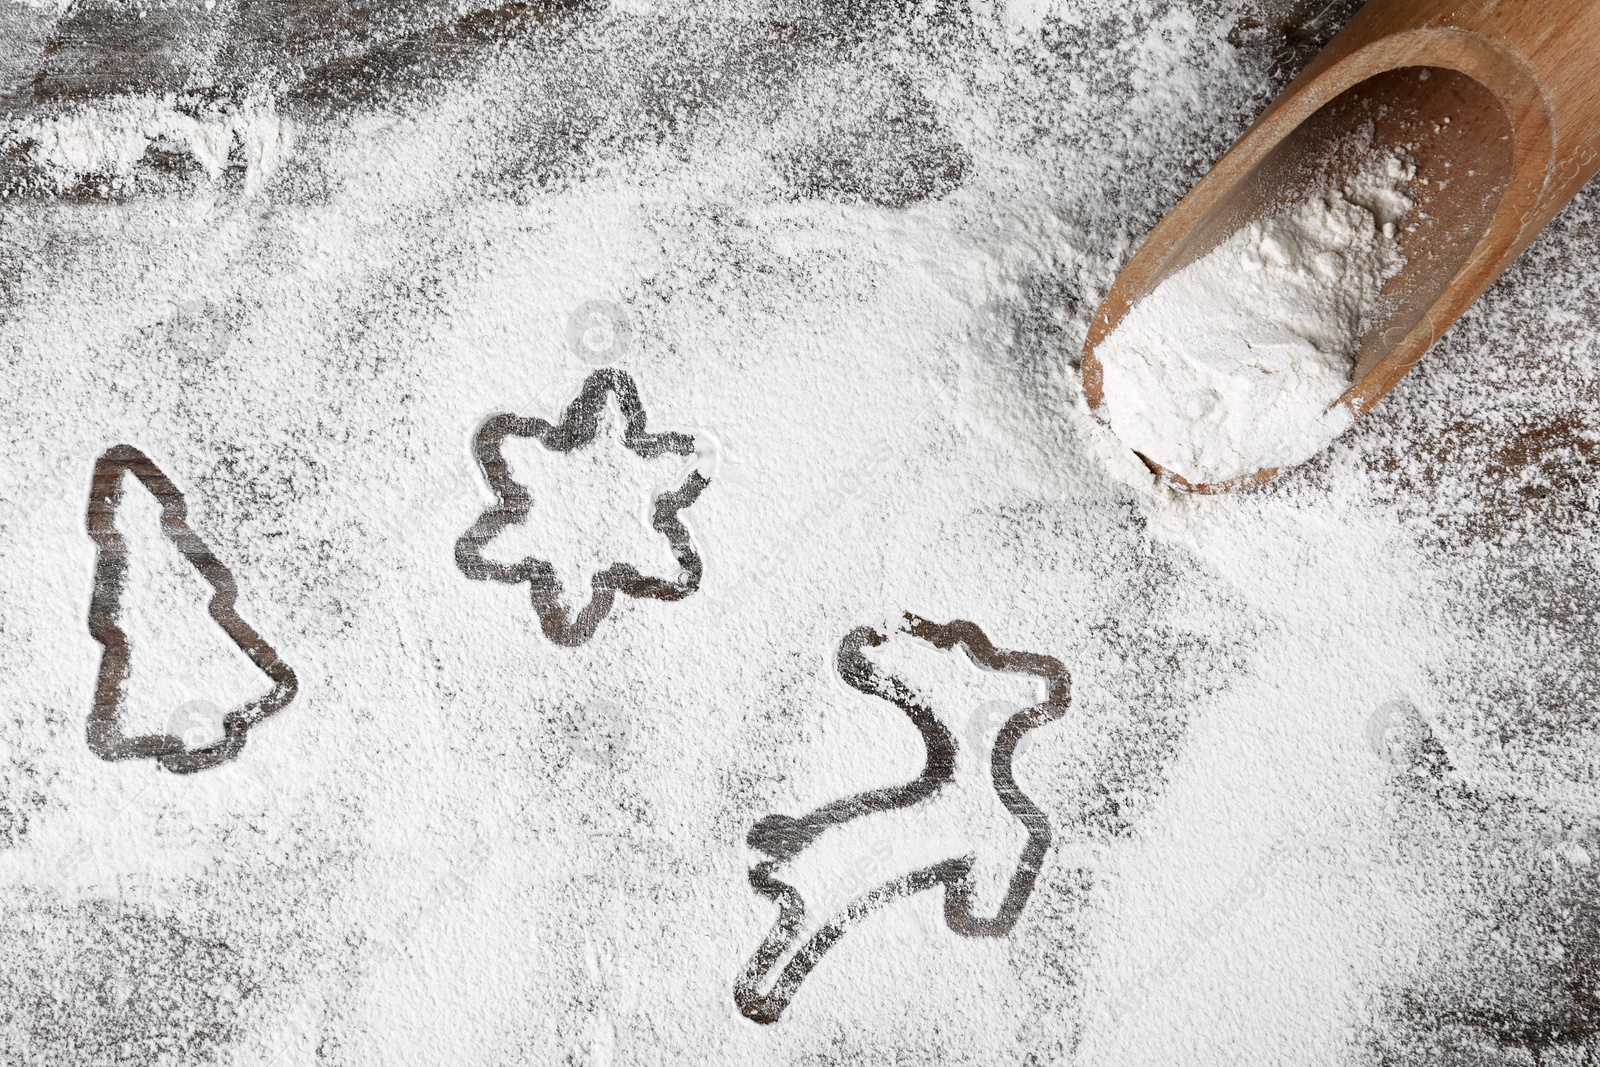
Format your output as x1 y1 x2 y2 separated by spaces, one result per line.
735 613 1070 1023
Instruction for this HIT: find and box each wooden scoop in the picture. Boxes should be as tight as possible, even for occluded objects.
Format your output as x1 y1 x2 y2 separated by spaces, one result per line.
1080 0 1600 493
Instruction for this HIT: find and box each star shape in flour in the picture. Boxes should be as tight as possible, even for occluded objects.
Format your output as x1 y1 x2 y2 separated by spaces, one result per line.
454 369 709 646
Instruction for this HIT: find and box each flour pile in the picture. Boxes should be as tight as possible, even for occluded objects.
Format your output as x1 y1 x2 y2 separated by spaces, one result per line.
1095 155 1414 484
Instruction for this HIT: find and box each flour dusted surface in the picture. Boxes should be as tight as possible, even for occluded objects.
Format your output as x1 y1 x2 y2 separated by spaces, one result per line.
0 3 1598 1066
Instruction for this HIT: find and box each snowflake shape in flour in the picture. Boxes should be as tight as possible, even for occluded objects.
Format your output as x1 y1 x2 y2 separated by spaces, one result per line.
455 369 710 646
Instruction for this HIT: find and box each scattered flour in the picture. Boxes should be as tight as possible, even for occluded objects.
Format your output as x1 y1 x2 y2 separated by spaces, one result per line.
0 4 1595 1067
17 96 290 196
1095 155 1415 485
111 467 268 744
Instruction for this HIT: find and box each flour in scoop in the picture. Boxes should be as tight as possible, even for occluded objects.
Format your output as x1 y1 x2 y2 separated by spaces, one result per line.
1096 155 1416 485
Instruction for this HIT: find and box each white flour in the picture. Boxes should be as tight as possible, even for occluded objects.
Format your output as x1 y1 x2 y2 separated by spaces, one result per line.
1095 155 1414 485
0 4 1597 1066
109 467 267 745
16 97 289 197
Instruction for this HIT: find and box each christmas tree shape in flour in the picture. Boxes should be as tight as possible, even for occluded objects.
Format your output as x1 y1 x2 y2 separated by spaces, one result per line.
736 613 1070 1024
86 445 297 774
